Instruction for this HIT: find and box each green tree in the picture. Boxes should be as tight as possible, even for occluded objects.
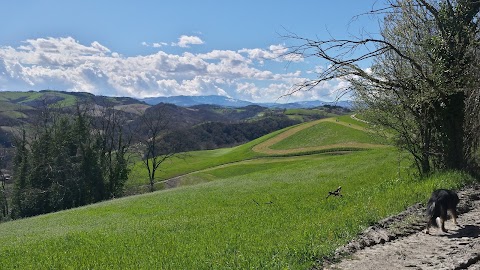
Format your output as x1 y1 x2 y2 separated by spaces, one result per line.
11 130 29 218
0 149 9 218
11 102 131 218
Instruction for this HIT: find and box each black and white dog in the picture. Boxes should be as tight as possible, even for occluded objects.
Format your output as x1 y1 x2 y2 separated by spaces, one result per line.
425 189 459 234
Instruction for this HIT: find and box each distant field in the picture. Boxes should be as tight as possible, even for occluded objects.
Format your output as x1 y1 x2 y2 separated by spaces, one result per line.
0 110 28 119
0 115 473 269
250 116 384 157
284 108 335 121
126 115 376 190
0 101 32 111
270 121 378 150
0 91 77 106
126 127 286 189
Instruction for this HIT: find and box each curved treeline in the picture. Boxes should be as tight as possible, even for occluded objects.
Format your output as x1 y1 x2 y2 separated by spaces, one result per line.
156 116 300 154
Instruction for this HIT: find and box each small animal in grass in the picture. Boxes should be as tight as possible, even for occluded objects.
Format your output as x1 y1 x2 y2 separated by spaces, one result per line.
326 186 342 199
425 189 459 234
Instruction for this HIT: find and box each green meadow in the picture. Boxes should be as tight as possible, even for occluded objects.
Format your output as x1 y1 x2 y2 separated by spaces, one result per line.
0 116 473 269
269 121 377 150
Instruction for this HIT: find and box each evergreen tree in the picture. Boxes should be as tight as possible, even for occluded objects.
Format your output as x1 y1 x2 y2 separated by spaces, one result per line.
12 129 30 218
11 103 131 218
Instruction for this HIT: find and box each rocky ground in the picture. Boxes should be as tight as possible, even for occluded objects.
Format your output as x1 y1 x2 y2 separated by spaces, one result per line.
320 185 480 270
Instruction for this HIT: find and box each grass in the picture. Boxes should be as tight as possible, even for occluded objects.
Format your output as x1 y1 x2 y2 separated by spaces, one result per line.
284 108 336 121
0 115 474 269
270 121 379 150
1 110 28 119
0 148 472 269
0 101 32 111
125 116 374 189
0 90 78 107
126 127 288 188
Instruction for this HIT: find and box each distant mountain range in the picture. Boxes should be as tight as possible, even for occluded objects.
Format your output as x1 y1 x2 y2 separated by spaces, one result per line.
141 95 353 109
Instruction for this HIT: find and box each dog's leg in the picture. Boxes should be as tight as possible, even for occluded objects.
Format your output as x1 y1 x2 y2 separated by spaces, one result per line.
450 209 459 226
439 217 448 232
425 219 433 234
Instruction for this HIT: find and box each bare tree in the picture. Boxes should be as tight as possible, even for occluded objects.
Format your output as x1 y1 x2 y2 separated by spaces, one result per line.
93 102 133 198
284 0 480 175
138 105 177 192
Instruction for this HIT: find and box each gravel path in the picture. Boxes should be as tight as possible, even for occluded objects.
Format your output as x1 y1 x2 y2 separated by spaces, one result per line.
321 185 480 270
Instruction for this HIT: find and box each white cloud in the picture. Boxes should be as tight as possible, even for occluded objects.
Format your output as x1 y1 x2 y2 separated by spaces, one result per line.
0 36 348 102
143 35 204 49
142 41 168 48
239 44 303 63
173 35 204 48
153 42 167 48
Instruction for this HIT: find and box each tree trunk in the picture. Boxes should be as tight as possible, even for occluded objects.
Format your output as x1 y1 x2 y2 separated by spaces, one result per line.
438 92 466 171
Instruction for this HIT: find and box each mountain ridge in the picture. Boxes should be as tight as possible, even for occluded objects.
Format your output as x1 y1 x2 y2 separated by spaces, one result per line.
141 94 353 109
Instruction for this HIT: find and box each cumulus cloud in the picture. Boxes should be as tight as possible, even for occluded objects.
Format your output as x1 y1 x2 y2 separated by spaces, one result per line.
0 36 347 102
173 35 204 48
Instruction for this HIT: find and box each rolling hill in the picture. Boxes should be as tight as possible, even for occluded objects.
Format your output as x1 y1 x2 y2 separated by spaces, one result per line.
0 114 471 269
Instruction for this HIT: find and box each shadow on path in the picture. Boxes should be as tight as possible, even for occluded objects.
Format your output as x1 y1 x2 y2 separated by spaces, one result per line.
446 224 480 238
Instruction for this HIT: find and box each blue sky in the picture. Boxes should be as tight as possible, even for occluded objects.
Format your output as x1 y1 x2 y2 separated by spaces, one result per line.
0 1 382 102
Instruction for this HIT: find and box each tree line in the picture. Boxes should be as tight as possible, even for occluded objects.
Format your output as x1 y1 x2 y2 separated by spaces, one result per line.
11 104 130 218
156 115 299 154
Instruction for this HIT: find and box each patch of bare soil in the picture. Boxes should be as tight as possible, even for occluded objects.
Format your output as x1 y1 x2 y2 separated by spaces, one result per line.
320 185 480 270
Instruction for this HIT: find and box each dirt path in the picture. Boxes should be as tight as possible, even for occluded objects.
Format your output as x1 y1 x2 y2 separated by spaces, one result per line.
321 185 480 270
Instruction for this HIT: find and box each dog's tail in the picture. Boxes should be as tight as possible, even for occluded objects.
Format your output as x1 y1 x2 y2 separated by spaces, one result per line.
426 201 438 227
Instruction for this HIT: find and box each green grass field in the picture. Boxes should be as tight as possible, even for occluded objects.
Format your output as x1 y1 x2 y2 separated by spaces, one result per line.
125 126 297 190
126 115 377 190
284 108 335 121
0 90 81 107
0 115 474 269
269 121 378 150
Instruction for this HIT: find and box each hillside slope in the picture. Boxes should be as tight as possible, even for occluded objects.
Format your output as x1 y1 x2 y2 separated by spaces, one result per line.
252 117 386 156
0 115 471 269
127 115 385 190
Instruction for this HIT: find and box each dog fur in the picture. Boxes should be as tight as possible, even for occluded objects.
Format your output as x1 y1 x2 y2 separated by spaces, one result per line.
425 189 459 234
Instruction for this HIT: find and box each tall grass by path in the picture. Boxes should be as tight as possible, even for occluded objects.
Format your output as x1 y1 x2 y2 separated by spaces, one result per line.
0 148 472 269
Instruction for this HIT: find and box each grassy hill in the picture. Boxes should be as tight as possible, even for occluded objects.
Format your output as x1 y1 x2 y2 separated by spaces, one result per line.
126 115 380 190
0 115 472 269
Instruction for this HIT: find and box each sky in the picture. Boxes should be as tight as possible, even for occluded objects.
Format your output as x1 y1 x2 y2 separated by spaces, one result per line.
0 1 383 103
